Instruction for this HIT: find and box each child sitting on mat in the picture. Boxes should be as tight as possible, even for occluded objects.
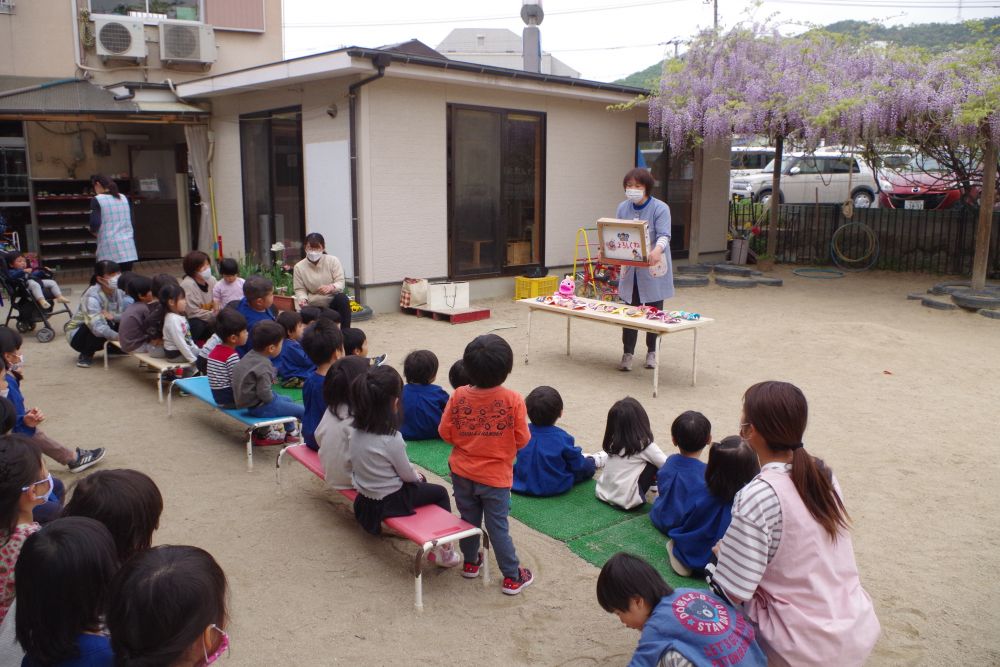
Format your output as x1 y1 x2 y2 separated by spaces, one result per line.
6 252 70 309
206 308 247 409
232 320 303 446
649 410 712 536
118 275 164 358
343 327 386 367
272 310 315 388
317 355 369 489
348 365 461 567
512 386 606 497
448 358 470 390
300 319 343 451
399 350 449 441
596 552 765 667
595 397 667 510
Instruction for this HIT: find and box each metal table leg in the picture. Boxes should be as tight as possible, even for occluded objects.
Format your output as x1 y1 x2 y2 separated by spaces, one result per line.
692 328 699 387
653 333 662 398
566 317 571 356
524 309 532 365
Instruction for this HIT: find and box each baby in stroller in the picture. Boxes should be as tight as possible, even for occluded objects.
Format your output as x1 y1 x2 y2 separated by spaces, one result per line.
6 252 70 310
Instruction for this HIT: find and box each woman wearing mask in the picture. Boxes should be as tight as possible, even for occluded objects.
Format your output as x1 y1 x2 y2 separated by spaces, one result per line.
179 250 218 341
90 174 138 272
613 168 674 372
66 260 126 368
292 233 351 328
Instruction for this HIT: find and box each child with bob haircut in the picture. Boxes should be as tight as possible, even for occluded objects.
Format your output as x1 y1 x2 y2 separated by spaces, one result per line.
212 257 245 310
512 386 606 497
649 410 712 536
596 552 765 667
399 350 449 441
106 545 230 666
15 516 119 667
273 310 315 388
159 283 200 364
708 381 880 666
117 274 164 357
235 275 276 356
448 358 470 390
205 308 247 409
232 320 303 445
0 434 47 624
63 468 163 563
317 355 370 489
300 319 343 451
595 397 667 510
439 334 533 594
665 437 759 577
348 365 461 567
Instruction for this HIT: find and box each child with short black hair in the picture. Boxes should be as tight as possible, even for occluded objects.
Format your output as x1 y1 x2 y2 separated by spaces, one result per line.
399 350 449 441
317 355 369 488
595 397 668 510
107 545 229 667
272 310 315 388
349 365 460 567
596 552 765 666
343 327 386 366
232 320 303 445
439 334 533 594
205 308 247 409
512 386 606 497
212 257 245 311
236 275 275 356
665 436 760 576
649 410 713 537
6 251 69 309
118 274 164 357
159 283 200 364
300 319 344 451
448 358 470 390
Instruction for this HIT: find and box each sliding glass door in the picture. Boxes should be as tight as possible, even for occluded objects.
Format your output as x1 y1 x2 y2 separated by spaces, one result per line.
448 105 545 277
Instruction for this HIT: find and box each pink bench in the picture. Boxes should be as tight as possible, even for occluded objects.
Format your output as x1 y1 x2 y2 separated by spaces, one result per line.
276 444 490 609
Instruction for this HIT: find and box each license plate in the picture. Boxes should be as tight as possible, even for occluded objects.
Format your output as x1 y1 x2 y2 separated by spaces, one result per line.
904 199 924 210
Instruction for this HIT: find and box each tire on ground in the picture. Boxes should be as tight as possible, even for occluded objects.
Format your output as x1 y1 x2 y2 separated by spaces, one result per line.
714 264 754 277
755 277 784 287
677 264 712 275
979 309 1000 320
921 297 958 311
951 289 1000 311
716 276 758 289
674 275 710 287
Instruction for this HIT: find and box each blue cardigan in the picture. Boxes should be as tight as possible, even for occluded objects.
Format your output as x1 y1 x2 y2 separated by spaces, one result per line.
648 454 706 534
235 298 275 357
399 383 449 441
7 374 34 436
512 424 595 496
667 487 733 571
301 370 325 450
273 338 315 380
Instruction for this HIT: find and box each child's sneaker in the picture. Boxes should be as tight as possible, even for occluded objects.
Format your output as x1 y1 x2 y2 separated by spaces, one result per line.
370 353 388 367
461 556 484 579
55 296 71 305
283 432 301 445
37 299 51 310
281 377 305 389
427 543 462 568
501 567 534 595
251 428 285 446
588 450 609 469
67 447 106 473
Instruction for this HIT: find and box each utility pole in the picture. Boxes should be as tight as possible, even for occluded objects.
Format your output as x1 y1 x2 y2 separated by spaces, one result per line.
703 0 718 31
958 0 964 21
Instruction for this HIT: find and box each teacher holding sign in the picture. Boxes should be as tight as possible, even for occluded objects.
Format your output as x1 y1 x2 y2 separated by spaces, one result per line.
614 168 674 371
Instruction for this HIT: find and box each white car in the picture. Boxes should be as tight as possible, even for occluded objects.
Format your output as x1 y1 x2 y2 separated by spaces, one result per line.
730 151 878 207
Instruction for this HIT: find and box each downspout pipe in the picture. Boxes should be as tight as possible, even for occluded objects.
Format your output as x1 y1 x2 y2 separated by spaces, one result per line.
348 52 391 304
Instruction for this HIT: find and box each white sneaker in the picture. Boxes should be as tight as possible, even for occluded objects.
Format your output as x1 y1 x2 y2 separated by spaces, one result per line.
588 450 609 469
618 353 633 371
644 352 657 369
428 543 462 568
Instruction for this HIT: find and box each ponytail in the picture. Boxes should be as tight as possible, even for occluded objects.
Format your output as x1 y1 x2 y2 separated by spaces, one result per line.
743 381 850 541
349 364 401 436
91 174 122 199
89 259 120 286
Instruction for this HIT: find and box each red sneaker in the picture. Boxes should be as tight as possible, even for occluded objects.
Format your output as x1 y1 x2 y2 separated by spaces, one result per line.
461 556 483 579
502 567 534 595
251 429 285 447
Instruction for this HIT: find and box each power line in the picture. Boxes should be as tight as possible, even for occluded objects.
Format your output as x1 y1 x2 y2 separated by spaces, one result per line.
762 0 998 7
283 0 688 29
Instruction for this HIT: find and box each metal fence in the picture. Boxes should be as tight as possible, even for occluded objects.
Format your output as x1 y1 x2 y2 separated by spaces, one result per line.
729 202 1000 276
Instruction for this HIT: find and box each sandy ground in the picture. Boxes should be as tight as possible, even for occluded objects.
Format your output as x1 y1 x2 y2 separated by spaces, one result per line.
19 267 1000 666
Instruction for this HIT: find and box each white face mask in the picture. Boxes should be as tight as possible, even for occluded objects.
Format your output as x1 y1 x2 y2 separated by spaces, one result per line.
199 267 214 281
306 251 323 263
105 274 120 290
625 188 645 203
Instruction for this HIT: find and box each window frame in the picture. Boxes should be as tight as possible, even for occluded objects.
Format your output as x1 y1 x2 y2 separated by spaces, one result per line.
89 0 205 24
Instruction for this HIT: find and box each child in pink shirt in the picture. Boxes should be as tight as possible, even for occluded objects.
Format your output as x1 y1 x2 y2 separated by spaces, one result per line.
212 258 245 310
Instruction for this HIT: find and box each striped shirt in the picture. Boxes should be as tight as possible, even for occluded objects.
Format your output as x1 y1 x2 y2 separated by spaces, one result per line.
207 343 240 406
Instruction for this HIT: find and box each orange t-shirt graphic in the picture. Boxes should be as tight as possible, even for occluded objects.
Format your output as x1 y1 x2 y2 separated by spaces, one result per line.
438 385 530 488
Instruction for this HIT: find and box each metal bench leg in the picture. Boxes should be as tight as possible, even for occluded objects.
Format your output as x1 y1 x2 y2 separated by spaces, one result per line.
275 446 288 495
166 382 174 417
245 430 254 472
413 546 429 611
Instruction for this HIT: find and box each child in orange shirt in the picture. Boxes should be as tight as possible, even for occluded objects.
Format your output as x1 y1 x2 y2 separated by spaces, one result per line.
438 334 533 595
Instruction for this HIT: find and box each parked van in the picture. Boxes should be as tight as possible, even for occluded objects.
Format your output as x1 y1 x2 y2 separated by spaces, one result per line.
730 146 776 178
730 150 878 207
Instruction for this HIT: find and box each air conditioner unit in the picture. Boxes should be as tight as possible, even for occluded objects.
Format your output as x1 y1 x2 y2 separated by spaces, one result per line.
159 20 216 65
94 16 147 60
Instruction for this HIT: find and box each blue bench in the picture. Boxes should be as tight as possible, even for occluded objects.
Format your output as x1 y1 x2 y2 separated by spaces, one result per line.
168 376 300 472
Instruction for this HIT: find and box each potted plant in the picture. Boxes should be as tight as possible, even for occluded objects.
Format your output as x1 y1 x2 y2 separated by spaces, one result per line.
237 248 296 312
756 253 776 272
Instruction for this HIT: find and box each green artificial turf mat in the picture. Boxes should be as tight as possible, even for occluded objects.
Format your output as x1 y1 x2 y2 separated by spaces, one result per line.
271 384 304 402
403 438 706 585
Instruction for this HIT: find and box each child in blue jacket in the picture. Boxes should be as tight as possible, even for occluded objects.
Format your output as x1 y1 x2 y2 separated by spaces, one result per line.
512 386 605 496
272 310 315 387
399 350 449 441
649 410 711 535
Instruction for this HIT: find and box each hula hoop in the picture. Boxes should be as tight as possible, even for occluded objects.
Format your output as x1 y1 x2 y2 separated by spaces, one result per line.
792 268 845 279
831 221 879 271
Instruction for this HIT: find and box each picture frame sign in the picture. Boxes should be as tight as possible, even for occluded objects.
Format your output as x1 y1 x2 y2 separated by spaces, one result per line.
597 217 650 267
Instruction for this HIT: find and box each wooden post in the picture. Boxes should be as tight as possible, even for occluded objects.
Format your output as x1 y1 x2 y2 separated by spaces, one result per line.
971 139 997 292
766 135 784 258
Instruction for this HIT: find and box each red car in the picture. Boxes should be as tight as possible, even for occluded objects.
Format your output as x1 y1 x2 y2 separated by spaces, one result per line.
878 156 979 210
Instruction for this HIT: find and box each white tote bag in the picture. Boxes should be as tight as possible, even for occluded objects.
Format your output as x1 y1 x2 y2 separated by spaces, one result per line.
427 282 470 310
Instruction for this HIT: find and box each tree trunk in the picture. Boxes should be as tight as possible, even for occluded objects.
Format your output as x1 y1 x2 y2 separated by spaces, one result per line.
766 135 784 258
971 139 997 292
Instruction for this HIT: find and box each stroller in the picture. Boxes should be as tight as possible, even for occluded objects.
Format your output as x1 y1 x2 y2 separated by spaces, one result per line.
0 253 73 343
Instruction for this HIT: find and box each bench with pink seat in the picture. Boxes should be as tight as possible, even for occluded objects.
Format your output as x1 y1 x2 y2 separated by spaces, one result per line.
275 443 490 609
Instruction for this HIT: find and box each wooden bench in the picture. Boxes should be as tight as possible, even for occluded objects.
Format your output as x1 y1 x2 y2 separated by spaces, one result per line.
168 376 300 472
102 340 194 403
276 443 490 609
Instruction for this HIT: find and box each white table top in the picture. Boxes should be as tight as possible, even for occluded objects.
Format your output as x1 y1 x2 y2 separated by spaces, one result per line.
518 297 713 334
